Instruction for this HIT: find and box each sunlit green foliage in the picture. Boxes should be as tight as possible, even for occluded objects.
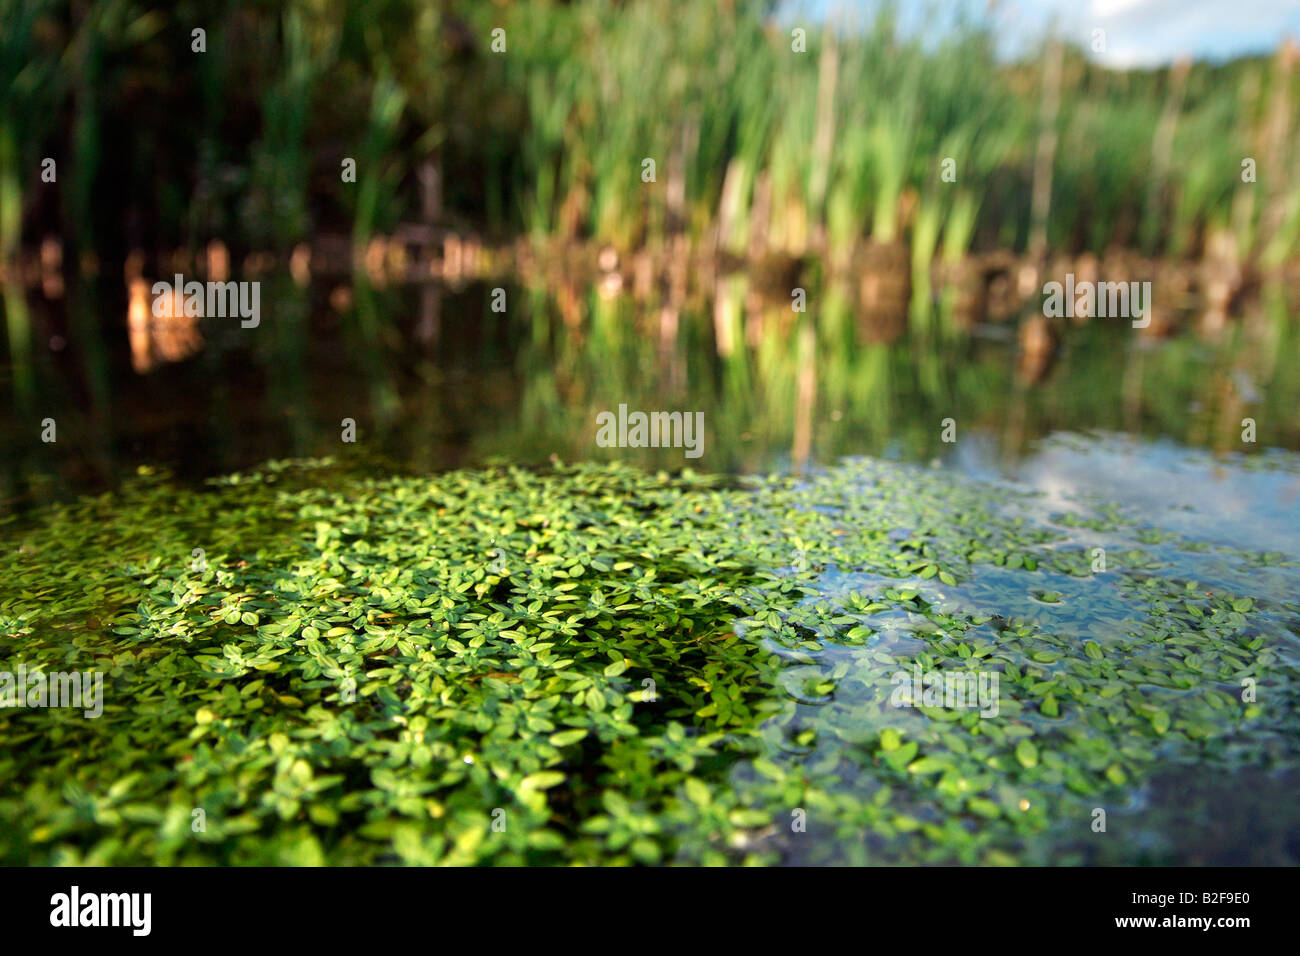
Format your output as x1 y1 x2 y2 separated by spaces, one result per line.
1 0 1295 259
2 455 1297 864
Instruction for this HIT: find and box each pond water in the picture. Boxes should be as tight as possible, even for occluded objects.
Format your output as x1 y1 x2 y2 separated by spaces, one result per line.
3 275 1299 501
734 447 1300 863
2 274 1298 864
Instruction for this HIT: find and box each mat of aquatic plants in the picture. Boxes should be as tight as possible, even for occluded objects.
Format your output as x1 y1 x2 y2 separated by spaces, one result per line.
2 454 1298 865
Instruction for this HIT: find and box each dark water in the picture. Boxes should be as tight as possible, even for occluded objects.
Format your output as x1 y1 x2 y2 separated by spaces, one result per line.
3 274 1299 507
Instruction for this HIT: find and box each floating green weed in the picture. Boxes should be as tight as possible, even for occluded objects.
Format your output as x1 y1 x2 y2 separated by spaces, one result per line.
1 456 1297 865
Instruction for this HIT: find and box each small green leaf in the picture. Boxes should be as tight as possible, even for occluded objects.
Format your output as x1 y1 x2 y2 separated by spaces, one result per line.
728 808 769 827
548 729 588 747
907 756 946 774
684 778 711 806
1015 739 1039 769
521 771 565 791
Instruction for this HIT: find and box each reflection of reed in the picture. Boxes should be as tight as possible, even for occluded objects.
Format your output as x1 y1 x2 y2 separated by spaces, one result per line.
657 306 683 394
1122 338 1145 436
944 257 984 330
854 240 909 343
126 279 202 373
1068 254 1099 323
289 244 311 286
42 264 1284 484
1017 314 1058 384
524 269 1297 469
792 320 816 472
417 282 441 348
39 238 62 299
713 275 742 357
2 283 32 406
68 221 1282 347
1145 259 1187 338
981 251 1027 322
206 240 229 282
1199 230 1243 339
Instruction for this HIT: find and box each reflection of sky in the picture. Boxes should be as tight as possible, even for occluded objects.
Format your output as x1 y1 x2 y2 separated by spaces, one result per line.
954 431 1300 559
780 1 1300 66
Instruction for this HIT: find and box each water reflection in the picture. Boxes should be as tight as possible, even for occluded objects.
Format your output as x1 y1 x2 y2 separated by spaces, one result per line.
1 272 1298 510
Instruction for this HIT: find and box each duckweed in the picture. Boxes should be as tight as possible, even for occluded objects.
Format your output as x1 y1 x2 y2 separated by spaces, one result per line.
1 456 1297 864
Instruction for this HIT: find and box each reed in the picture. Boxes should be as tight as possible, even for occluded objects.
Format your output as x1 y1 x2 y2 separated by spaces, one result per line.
0 0 1295 270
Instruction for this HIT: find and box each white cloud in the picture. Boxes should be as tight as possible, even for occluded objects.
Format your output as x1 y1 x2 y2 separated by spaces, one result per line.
783 0 1299 66
1080 0 1300 65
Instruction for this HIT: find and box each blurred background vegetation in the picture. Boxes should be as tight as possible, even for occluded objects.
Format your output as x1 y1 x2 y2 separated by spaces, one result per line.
1 0 1297 265
1 0 1298 508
